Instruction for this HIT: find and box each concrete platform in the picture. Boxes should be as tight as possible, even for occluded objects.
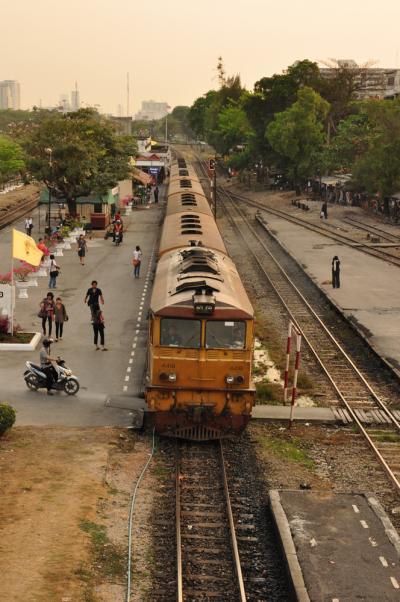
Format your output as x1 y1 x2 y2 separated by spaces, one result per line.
252 405 336 423
270 490 400 601
257 208 400 377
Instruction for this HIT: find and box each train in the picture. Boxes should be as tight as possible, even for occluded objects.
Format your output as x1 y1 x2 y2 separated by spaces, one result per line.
145 157 255 440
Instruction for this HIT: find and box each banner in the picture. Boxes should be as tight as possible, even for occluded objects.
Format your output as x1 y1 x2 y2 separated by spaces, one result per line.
12 229 43 266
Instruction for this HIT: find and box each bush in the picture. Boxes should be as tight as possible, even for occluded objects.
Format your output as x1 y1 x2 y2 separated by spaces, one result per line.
0 403 16 436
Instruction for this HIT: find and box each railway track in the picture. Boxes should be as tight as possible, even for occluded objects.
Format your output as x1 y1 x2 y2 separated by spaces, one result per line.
224 189 400 268
176 440 246 602
215 183 400 494
0 194 39 230
344 216 400 244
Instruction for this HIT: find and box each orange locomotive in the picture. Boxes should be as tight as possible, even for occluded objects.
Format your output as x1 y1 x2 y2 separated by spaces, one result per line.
145 159 255 440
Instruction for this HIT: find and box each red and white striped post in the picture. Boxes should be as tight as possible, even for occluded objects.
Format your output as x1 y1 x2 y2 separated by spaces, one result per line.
283 321 302 428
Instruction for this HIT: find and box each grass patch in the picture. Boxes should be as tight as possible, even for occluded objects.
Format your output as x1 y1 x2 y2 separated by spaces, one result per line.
370 431 400 443
257 435 315 468
295 372 314 391
0 332 35 344
79 519 126 581
255 381 283 405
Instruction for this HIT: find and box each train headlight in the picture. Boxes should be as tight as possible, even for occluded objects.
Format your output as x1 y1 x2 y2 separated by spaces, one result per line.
236 375 245 384
225 375 235 384
168 373 177 382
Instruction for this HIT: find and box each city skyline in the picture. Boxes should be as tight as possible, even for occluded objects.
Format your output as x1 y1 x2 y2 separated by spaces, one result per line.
1 0 400 113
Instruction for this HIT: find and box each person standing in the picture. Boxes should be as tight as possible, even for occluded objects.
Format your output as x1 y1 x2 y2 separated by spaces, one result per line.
332 256 340 289
132 245 142 278
84 280 104 315
92 308 107 350
77 234 88 266
39 292 55 337
54 297 68 341
25 216 33 236
322 201 328 219
48 254 60 289
154 186 159 204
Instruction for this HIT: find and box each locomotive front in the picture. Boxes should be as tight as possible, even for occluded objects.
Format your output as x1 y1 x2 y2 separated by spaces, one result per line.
145 248 255 440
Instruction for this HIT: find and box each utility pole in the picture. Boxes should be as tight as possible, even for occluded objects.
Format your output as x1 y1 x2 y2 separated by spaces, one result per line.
213 167 217 218
127 72 130 117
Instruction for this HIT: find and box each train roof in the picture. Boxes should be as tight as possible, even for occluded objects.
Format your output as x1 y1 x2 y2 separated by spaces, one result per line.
169 163 198 181
168 178 205 197
158 213 227 257
150 247 253 319
165 192 214 218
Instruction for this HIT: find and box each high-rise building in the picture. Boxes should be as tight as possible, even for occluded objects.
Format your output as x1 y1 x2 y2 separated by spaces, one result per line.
59 93 70 112
71 82 80 111
135 100 169 121
0 80 20 109
319 60 400 100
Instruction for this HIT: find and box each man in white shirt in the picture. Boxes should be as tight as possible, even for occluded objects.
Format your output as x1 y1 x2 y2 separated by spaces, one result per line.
25 216 33 236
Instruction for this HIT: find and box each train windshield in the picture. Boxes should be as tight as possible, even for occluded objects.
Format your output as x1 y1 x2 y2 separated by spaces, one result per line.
160 318 201 348
206 321 246 349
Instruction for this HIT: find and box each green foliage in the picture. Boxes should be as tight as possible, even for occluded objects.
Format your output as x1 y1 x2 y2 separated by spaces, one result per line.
256 434 315 468
0 403 16 436
22 109 133 212
0 135 25 182
351 99 400 197
266 87 330 182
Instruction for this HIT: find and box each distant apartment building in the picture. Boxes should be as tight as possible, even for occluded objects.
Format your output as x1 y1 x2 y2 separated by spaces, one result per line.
135 100 169 121
108 116 133 136
0 80 21 109
319 60 400 99
71 87 80 111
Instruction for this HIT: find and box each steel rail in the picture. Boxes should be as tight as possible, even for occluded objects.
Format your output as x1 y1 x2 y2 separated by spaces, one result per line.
217 186 400 493
343 217 400 244
225 189 400 268
176 442 183 602
219 440 247 602
0 195 39 230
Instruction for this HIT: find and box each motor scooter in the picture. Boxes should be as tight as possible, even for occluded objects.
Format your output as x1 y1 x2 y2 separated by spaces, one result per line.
24 358 80 395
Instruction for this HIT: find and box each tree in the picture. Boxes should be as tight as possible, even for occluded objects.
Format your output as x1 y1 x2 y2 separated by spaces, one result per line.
324 112 375 172
216 105 252 155
23 109 134 214
0 135 25 183
351 99 400 198
266 87 330 184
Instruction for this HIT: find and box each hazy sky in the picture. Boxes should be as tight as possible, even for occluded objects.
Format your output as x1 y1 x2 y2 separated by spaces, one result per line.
1 0 400 115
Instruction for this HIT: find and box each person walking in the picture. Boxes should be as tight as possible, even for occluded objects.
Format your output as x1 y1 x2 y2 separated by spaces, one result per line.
77 234 88 266
84 280 104 316
54 297 68 341
48 254 60 289
92 308 107 351
25 216 33 236
132 245 142 278
332 256 341 289
39 292 55 337
321 201 328 219
154 186 159 204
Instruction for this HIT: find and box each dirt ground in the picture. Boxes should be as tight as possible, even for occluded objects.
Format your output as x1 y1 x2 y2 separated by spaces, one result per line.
0 184 40 213
0 426 153 602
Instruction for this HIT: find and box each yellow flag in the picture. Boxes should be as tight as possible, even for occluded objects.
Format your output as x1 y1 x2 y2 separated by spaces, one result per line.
12 229 43 266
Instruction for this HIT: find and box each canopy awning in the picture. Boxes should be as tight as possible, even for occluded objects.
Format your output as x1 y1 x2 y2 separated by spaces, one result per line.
131 168 153 185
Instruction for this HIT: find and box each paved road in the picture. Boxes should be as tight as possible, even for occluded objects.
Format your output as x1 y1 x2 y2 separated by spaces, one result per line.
0 200 162 426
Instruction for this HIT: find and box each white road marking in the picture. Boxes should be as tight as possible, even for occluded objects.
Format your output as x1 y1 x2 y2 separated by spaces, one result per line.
332 598 340 602
360 520 369 529
131 351 135 356
125 375 130 382
134 336 138 341
138 312 142 317
369 537 378 547
380 557 388 567
132 343 137 349
136 330 139 334
127 367 131 373
129 358 133 364
352 505 359 513
123 385 128 392
390 577 399 589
